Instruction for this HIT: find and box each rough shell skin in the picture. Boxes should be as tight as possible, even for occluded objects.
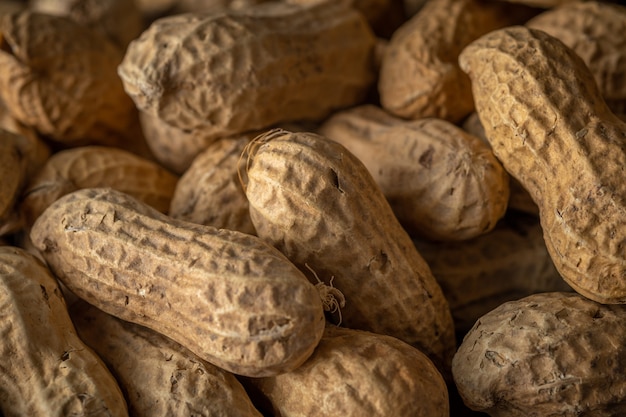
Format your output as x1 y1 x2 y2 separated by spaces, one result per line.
453 292 626 416
0 129 26 233
459 26 626 304
29 0 144 50
378 0 524 123
169 135 256 235
20 145 179 227
461 111 538 216
29 187 325 377
413 212 572 336
71 301 264 417
118 2 376 137
242 129 456 377
0 246 128 417
244 325 449 417
0 11 137 145
319 104 510 241
526 1 626 116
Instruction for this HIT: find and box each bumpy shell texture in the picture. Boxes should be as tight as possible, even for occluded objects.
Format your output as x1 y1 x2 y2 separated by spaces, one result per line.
118 2 376 138
459 26 626 304
0 11 137 144
453 292 626 416
30 187 325 377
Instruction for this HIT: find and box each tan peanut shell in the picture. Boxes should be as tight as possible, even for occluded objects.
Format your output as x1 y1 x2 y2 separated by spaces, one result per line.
30 187 325 377
459 26 626 304
243 325 449 417
20 145 179 227
526 1 626 117
241 129 456 376
118 2 376 138
169 135 256 235
413 213 572 335
0 11 137 145
319 105 510 241
492 0 580 7
0 246 128 416
453 292 626 416
71 301 264 417
462 111 539 216
378 0 525 123
29 0 144 50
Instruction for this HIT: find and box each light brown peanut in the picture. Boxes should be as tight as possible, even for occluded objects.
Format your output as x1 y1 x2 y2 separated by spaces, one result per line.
0 246 128 416
459 26 626 304
30 187 325 377
241 129 456 377
378 0 530 123
169 135 256 235
20 145 179 228
319 104 510 241
71 301 264 417
243 325 449 417
453 292 626 416
118 2 376 139
0 11 137 145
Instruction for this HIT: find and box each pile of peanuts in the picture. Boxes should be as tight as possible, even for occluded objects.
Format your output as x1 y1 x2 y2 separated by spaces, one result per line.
1 0 625 416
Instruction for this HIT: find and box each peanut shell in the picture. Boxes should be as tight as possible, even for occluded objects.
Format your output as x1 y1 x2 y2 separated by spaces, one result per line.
20 145 179 227
241 129 456 377
118 2 376 138
71 301 264 417
0 246 128 417
244 325 449 417
30 187 325 377
319 105 510 241
453 292 626 416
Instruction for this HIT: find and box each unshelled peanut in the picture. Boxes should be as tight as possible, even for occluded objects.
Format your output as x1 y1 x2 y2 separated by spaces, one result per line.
241 129 456 377
0 246 128 417
459 26 626 304
118 2 376 139
453 292 626 416
243 325 449 417
20 145 179 228
30 187 325 377
71 301 264 417
319 104 510 241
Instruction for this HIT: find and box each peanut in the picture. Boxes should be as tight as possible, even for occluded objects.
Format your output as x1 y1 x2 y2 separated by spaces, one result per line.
20 145 179 228
526 1 626 118
30 187 325 377
459 26 626 304
378 0 530 123
118 2 376 138
243 325 449 417
71 300 264 417
241 129 456 376
0 11 138 146
453 292 626 416
0 246 128 416
169 135 256 235
319 104 510 241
